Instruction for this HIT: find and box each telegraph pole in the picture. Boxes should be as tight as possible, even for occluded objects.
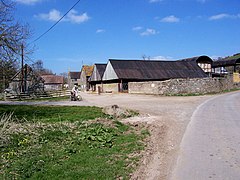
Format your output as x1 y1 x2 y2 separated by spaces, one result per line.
21 44 24 93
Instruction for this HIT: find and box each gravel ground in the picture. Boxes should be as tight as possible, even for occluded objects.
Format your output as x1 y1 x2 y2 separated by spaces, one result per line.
0 92 211 179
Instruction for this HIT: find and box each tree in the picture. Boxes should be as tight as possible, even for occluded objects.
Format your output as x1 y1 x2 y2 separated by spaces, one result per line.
0 0 31 91
31 60 53 75
142 54 151 60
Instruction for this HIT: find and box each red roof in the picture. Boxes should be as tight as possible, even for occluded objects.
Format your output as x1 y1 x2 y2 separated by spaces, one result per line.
41 75 64 84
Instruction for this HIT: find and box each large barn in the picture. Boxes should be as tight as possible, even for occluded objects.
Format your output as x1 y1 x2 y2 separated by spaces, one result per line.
100 59 208 93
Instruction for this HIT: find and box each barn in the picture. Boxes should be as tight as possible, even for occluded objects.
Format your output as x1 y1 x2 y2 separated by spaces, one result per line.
68 71 81 89
212 54 240 82
101 59 208 93
89 63 107 92
41 75 64 91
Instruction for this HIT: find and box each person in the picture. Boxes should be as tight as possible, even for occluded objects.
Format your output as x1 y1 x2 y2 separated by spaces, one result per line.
71 85 79 101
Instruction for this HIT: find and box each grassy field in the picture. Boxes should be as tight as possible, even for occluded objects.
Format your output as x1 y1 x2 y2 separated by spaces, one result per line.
0 105 148 179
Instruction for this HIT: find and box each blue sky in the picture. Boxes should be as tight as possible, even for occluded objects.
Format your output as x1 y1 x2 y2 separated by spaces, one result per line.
14 0 240 74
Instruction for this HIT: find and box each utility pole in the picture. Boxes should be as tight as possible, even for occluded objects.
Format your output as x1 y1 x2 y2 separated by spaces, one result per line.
21 44 24 93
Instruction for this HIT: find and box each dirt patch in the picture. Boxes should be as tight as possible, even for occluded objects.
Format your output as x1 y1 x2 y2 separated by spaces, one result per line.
123 116 172 180
102 105 138 118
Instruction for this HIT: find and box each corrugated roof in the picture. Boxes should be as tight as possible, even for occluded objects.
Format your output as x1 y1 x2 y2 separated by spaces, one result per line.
41 75 64 84
95 64 107 78
108 59 207 80
212 57 240 68
89 64 107 82
82 65 94 77
69 72 80 79
180 56 213 63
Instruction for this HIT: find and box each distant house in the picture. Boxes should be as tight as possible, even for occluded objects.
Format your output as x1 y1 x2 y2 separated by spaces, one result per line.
79 65 94 91
9 64 45 94
89 64 107 92
41 75 64 91
68 71 81 89
180 56 213 76
102 59 207 93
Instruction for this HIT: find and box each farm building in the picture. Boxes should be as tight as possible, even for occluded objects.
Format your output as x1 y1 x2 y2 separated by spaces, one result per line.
89 63 107 92
8 64 44 94
212 54 240 82
180 55 213 75
68 71 81 89
41 75 64 91
79 65 94 91
101 59 208 93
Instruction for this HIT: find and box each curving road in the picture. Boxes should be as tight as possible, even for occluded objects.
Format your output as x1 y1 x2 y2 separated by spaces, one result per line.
172 91 240 180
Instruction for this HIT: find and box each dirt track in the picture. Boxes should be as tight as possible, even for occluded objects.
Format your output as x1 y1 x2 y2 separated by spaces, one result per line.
0 92 211 179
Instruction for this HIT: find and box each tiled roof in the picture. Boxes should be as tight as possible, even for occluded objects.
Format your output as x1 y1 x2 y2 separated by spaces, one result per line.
82 65 94 76
41 75 64 84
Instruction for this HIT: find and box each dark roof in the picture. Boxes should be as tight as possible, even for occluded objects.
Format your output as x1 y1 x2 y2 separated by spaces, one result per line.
212 57 240 68
180 56 213 64
95 64 107 78
69 72 80 79
41 75 64 84
109 59 207 80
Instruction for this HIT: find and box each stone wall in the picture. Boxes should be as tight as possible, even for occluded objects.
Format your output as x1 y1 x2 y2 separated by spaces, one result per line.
129 76 240 95
102 83 119 93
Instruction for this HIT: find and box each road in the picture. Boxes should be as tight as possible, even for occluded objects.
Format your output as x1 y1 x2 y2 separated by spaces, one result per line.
171 91 240 180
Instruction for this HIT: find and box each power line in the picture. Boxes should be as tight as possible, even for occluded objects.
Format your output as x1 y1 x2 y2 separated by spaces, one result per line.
31 0 81 44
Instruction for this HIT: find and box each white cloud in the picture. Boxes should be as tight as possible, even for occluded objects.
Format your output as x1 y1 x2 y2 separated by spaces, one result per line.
160 15 180 23
96 29 105 33
37 9 62 22
67 10 90 24
151 55 173 60
132 26 143 31
208 13 240 20
209 13 231 20
15 0 41 5
140 28 158 36
149 0 163 3
36 9 90 24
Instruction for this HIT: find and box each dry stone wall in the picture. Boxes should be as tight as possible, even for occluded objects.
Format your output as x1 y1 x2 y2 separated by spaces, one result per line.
129 76 240 95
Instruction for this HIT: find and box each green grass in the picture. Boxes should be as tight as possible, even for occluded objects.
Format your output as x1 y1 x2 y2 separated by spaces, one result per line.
0 105 147 179
226 53 240 60
0 105 107 123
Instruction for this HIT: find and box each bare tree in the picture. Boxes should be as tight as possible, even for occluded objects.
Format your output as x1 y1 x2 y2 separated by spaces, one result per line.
142 54 151 60
31 60 53 75
0 0 31 91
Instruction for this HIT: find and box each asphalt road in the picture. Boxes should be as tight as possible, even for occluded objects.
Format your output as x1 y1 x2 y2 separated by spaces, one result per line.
171 91 240 180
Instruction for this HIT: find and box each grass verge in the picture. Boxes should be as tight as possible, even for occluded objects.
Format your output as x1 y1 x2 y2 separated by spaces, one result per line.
0 105 107 123
0 105 148 179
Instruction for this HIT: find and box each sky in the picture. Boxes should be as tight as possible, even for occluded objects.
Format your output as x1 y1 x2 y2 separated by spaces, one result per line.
14 0 240 74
